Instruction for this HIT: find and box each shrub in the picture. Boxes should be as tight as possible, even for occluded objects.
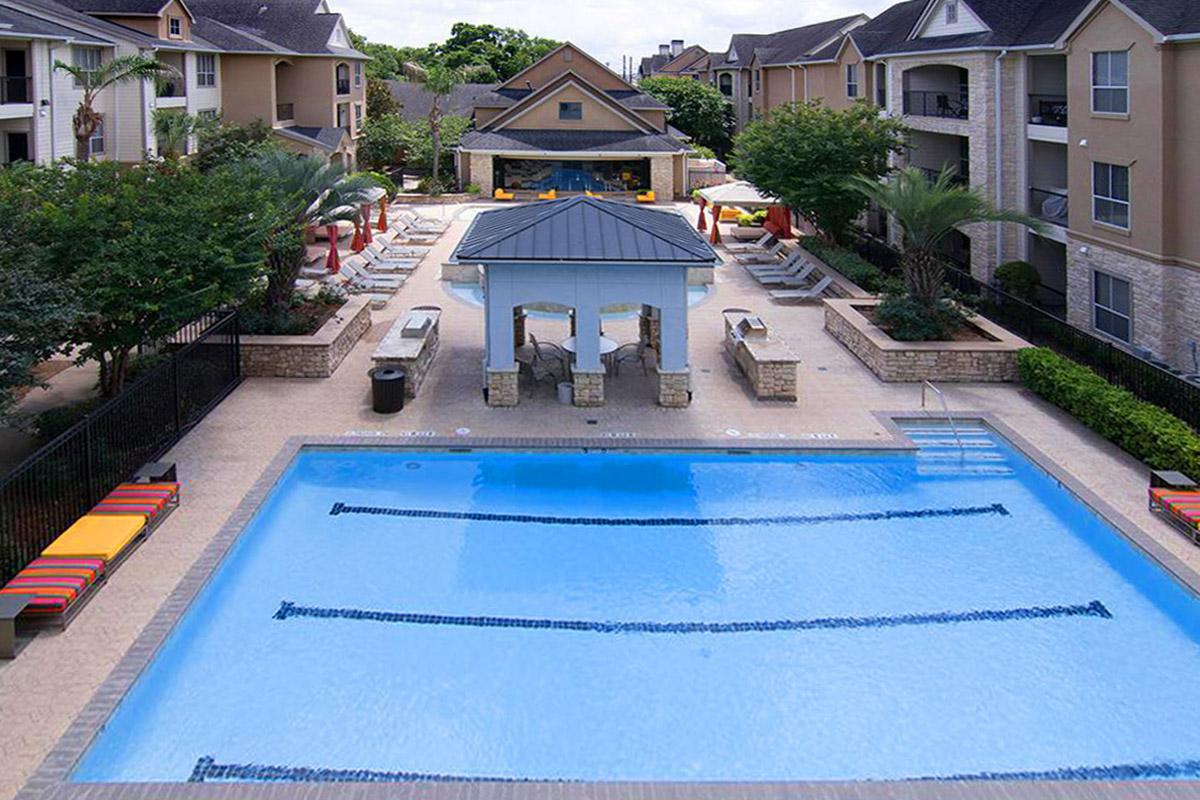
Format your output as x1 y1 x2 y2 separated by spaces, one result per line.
1018 347 1200 476
802 238 886 293
994 260 1041 302
465 182 482 194
34 397 104 443
736 213 757 227
875 292 968 341
358 170 397 198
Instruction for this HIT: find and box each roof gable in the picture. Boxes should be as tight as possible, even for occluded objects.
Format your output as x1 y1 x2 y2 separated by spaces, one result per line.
1057 0 1200 44
500 42 635 93
486 72 655 133
454 196 717 264
911 0 990 39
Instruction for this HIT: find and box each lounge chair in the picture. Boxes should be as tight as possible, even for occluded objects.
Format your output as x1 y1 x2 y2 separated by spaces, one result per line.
585 190 603 199
494 188 515 201
724 232 775 253
362 244 419 273
396 210 449 232
734 242 787 264
756 262 819 287
636 190 656 203
339 261 405 292
746 252 804 277
389 219 440 241
538 189 557 200
769 275 835 303
1149 481 1200 544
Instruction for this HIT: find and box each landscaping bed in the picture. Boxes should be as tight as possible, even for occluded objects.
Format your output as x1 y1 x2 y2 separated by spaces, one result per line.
240 295 372 378
239 294 345 337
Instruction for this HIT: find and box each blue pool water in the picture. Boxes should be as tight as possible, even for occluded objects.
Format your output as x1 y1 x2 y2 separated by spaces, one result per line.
74 427 1200 783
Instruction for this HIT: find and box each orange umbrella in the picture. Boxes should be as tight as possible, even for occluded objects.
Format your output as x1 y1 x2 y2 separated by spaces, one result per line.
350 218 364 253
360 204 373 245
324 224 341 272
696 196 708 233
376 197 388 232
709 204 722 245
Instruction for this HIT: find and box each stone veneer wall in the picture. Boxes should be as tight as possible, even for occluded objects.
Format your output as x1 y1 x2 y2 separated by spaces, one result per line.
372 322 440 399
824 299 1026 382
571 368 605 407
731 345 798 401
1066 234 1200 371
240 296 372 378
657 370 691 407
470 153 494 196
649 156 674 201
486 368 519 407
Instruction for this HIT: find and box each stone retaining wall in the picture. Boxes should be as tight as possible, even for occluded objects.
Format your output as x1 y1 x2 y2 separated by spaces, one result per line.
240 296 372 378
823 299 1027 383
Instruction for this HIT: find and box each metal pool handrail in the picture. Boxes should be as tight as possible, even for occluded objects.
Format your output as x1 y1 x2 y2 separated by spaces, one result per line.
922 380 964 454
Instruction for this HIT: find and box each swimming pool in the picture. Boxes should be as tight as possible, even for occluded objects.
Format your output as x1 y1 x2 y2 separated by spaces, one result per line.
72 426 1200 783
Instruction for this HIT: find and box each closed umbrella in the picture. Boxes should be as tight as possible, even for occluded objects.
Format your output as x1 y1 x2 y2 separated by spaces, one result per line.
377 197 388 232
324 224 341 272
696 196 708 233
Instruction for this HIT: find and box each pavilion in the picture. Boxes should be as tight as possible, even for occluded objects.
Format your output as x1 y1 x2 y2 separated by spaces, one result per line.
696 180 792 244
451 196 719 408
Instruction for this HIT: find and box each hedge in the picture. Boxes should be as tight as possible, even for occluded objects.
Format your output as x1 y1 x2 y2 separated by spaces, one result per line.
802 238 886 292
1018 347 1200 478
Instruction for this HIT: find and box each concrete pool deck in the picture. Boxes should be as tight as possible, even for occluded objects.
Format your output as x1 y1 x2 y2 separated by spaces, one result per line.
2 201 1198 800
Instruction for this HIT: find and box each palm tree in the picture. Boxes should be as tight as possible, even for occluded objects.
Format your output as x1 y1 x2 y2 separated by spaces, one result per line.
152 110 211 160
252 151 376 309
401 61 487 191
54 54 176 162
849 166 1044 307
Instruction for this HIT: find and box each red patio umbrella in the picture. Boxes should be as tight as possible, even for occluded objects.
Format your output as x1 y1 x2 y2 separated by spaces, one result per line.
696 196 708 233
361 204 373 245
350 218 364 253
709 204 722 245
376 197 388 232
324 224 341 273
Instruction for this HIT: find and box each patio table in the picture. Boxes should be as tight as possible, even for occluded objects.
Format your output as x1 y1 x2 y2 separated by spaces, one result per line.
561 336 619 372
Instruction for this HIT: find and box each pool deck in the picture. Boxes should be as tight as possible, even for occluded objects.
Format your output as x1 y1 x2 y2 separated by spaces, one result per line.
3 201 1200 800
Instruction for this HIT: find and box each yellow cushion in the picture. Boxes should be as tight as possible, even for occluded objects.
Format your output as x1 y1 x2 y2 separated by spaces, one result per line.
42 515 145 561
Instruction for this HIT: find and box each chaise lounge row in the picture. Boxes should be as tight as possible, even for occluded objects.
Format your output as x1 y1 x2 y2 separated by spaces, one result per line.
0 477 181 657
1149 475 1200 545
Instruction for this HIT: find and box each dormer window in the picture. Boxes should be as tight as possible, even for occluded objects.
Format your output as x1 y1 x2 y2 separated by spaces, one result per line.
945 1 958 24
168 16 182 37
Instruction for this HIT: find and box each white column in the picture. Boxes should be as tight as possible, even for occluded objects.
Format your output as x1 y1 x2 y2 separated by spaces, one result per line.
573 304 603 371
484 270 515 370
658 298 689 372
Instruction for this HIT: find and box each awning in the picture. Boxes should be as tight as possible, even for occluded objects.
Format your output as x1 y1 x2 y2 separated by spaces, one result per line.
697 180 780 209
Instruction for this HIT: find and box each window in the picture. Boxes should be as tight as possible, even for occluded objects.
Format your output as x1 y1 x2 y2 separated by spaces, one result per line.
337 103 349 128
168 16 182 37
88 117 104 155
558 101 582 121
72 46 102 87
196 53 216 87
1092 50 1128 113
718 73 732 96
198 108 218 121
354 61 362 88
753 69 760 95
354 102 363 129
1093 162 1130 229
846 63 858 98
1093 271 1131 342
945 0 958 24
875 63 887 106
335 63 350 95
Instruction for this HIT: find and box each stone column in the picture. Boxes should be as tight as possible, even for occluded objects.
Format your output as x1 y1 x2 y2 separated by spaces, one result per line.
572 368 605 407
657 368 691 407
469 153 495 196
486 367 519 407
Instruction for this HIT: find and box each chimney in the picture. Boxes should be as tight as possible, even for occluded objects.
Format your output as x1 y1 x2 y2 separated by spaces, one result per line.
671 39 684 57
659 44 670 56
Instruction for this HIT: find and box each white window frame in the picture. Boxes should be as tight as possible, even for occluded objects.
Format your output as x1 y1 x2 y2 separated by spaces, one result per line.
1092 161 1130 230
1092 270 1132 342
196 53 216 87
354 61 362 88
168 16 182 37
1091 50 1128 115
354 102 363 130
753 69 760 95
88 117 105 155
946 0 958 24
72 46 103 88
846 63 859 98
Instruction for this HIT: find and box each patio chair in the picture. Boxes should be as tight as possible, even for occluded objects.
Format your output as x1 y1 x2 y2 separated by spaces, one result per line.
339 261 405 292
494 188 516 201
613 339 653 376
735 242 787 264
769 275 834 303
724 232 774 253
636 190 656 204
756 262 818 287
529 334 567 373
746 252 803 276
397 210 449 232
538 189 557 200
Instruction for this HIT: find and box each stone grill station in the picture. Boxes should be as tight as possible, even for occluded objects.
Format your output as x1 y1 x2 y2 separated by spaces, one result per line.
723 310 800 401
450 196 719 408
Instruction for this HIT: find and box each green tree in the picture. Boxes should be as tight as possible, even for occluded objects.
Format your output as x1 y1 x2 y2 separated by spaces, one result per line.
358 114 411 171
349 31 428 80
251 151 375 310
53 54 175 162
431 23 559 81
152 110 213 160
401 61 487 191
732 101 907 241
192 119 281 172
32 162 272 395
849 166 1043 337
366 76 402 117
639 76 735 154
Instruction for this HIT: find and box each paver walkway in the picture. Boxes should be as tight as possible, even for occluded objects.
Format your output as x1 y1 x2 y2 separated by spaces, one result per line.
0 202 1193 799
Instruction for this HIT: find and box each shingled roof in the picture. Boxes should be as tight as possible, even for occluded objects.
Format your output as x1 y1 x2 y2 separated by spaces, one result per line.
458 129 690 154
454 196 718 265
0 3 112 41
711 15 866 69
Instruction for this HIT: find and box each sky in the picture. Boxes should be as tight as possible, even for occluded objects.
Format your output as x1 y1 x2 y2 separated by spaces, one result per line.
337 0 898 76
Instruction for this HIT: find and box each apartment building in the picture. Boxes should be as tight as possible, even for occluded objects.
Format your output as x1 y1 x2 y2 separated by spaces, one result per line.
457 43 691 200
710 0 1200 373
0 0 367 166
636 40 709 83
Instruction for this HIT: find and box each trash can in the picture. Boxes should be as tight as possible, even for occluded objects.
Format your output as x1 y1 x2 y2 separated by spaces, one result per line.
369 367 406 413
557 382 573 405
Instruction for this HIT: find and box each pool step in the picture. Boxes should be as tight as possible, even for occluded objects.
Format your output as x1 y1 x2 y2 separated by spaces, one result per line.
903 425 1015 477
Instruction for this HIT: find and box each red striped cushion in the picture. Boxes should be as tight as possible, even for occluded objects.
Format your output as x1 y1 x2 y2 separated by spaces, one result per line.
1 557 105 614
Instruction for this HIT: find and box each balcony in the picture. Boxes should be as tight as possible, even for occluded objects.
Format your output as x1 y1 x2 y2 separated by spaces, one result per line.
1028 94 1068 143
0 75 33 119
276 102 295 123
918 166 968 186
1030 186 1068 230
903 90 968 119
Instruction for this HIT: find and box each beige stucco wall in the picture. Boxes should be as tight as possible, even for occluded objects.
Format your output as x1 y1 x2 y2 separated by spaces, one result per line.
104 2 191 40
221 54 365 137
1162 42 1200 267
220 55 276 127
502 45 626 92
650 155 674 200
502 84 641 131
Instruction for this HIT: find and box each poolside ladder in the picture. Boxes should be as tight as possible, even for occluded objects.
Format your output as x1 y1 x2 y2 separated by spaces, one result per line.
921 380 965 455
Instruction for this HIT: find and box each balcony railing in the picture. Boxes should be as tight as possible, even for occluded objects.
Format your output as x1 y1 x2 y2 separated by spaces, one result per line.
1030 187 1069 225
276 102 294 121
156 79 185 98
0 75 31 104
903 90 968 119
917 166 969 186
1029 95 1068 127
336 79 351 95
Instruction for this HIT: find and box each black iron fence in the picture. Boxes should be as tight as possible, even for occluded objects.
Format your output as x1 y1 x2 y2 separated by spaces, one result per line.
0 310 241 584
844 233 1200 430
902 90 968 119
1029 94 1068 127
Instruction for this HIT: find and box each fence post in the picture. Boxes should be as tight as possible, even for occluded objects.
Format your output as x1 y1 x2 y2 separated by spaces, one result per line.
83 415 95 501
172 348 182 436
